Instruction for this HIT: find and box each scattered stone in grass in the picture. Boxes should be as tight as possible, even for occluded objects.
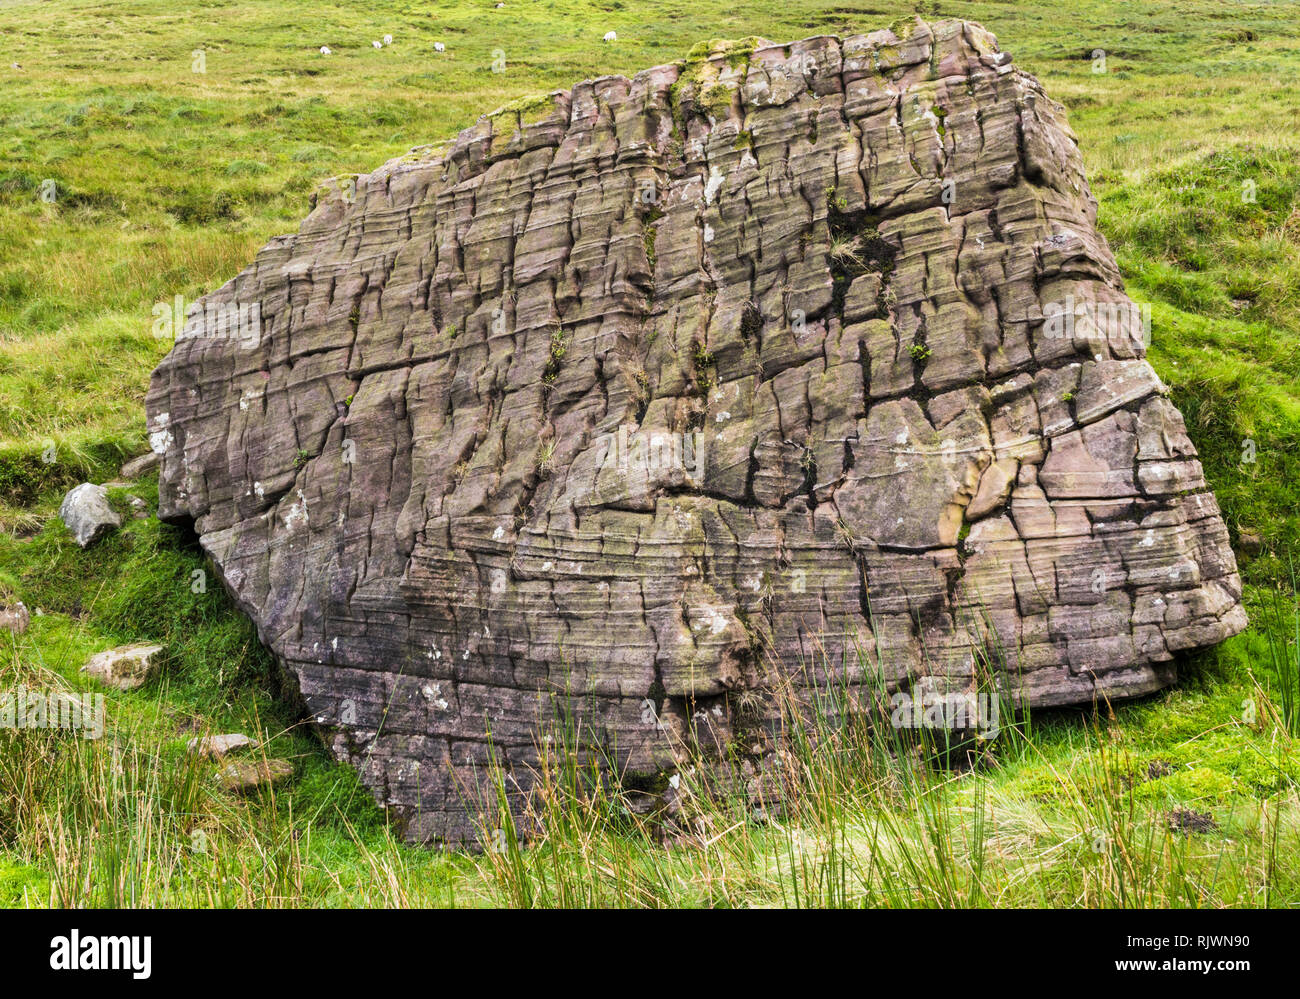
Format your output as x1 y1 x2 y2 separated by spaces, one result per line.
58 482 122 547
82 643 164 690
187 733 258 758
219 758 293 792
1238 530 1263 556
1167 806 1218 835
120 451 160 479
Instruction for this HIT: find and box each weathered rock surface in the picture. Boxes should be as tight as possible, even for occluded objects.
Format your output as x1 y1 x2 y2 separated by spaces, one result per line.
147 18 1246 844
82 643 164 691
58 483 121 548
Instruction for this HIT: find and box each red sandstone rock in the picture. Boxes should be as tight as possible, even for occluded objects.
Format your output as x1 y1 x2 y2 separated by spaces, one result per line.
147 18 1246 843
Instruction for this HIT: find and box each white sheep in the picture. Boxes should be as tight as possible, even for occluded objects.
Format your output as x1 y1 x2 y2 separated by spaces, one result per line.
319 46 332 55
434 42 446 53
603 31 617 42
372 40 382 49
383 34 393 45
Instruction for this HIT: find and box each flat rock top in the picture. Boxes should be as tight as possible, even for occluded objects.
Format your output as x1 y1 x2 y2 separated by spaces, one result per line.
147 18 1245 844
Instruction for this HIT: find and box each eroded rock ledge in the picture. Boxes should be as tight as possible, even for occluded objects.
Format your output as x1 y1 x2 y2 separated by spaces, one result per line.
147 18 1246 843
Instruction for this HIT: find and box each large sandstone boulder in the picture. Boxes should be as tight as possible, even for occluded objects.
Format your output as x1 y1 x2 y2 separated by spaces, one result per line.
146 18 1246 843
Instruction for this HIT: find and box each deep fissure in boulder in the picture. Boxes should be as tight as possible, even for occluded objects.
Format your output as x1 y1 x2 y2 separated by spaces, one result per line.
147 17 1246 844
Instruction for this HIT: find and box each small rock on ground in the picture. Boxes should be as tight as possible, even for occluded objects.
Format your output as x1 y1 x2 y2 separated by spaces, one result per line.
219 758 293 792
58 483 122 548
187 733 257 758
120 451 161 479
82 643 164 690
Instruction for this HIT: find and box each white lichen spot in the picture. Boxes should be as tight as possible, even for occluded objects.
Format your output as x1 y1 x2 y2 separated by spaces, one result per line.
148 412 174 454
703 167 725 205
704 607 728 636
715 410 731 423
703 223 715 243
283 489 309 529
422 683 449 711
492 524 505 541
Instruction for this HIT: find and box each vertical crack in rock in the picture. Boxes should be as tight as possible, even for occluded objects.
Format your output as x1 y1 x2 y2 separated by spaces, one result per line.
148 17 1247 844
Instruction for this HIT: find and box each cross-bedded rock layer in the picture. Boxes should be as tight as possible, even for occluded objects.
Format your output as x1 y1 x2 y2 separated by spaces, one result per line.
147 18 1246 843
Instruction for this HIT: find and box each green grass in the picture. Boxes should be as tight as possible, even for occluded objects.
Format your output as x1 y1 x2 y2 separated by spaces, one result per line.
2 0 1300 906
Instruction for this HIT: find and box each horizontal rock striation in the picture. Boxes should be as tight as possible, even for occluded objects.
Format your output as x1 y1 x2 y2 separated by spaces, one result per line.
147 18 1246 843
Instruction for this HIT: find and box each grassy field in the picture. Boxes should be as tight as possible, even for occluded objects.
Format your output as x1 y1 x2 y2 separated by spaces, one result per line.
1 0 1299 907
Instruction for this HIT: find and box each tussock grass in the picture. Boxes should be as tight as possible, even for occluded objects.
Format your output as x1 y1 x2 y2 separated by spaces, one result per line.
462 640 1300 908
